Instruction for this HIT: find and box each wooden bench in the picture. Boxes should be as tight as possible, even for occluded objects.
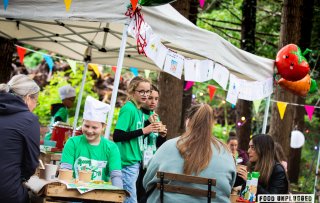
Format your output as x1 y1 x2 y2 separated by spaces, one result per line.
156 171 216 203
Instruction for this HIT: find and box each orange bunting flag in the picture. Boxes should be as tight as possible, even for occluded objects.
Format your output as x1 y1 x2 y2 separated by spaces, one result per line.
17 46 26 64
64 0 72 11
112 66 117 73
208 85 216 101
88 63 100 78
130 0 138 11
277 101 287 120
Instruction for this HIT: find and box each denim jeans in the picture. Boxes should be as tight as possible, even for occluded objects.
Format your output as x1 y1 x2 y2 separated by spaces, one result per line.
122 163 140 203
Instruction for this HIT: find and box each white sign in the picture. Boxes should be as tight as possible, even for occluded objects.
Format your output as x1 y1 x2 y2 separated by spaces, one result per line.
258 194 313 203
163 51 184 79
212 63 230 90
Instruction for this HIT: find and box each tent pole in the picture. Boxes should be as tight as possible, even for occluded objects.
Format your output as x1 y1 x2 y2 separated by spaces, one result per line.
105 21 129 139
314 141 320 198
72 50 90 136
261 95 271 134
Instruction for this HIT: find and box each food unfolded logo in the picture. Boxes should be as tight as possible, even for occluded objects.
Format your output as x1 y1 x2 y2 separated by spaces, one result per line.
258 194 314 203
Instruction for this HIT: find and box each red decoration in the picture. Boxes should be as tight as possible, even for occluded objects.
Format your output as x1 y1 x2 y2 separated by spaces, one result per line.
275 44 310 81
278 74 311 97
17 46 26 65
130 0 139 11
208 85 216 101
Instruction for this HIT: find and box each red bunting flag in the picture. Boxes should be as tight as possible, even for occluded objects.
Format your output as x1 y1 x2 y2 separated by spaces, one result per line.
17 46 26 65
112 66 117 73
304 105 315 121
131 0 139 11
208 85 216 101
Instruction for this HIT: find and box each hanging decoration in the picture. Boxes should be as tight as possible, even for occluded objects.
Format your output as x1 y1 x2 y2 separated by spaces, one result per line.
17 46 26 65
139 0 176 6
309 79 318 94
112 66 117 73
64 0 72 11
184 81 194 91
88 63 100 78
129 67 139 76
276 101 287 120
278 74 311 97
208 85 216 101
275 44 310 81
199 0 205 8
304 105 315 121
66 59 77 74
253 99 262 114
43 54 54 72
3 0 8 10
290 130 305 148
144 69 150 78
130 0 139 11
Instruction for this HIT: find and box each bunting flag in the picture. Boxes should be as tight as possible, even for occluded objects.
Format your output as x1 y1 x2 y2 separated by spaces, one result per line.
66 59 77 74
3 0 8 10
144 69 150 78
88 63 100 78
17 46 26 65
304 105 315 121
253 99 262 114
43 54 54 72
130 0 139 11
208 85 216 101
64 0 72 11
184 81 194 91
129 67 139 76
112 66 117 73
277 101 287 120
199 0 205 8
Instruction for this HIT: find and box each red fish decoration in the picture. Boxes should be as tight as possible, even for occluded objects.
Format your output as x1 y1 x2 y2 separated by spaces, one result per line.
275 44 310 81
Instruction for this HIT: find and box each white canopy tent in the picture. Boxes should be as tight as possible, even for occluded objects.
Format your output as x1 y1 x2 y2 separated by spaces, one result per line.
0 0 275 137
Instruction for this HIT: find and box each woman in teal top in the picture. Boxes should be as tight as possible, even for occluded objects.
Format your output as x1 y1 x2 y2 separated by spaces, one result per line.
60 96 123 188
113 76 161 203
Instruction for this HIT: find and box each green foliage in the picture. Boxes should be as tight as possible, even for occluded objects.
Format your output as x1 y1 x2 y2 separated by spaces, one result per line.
213 123 234 142
34 65 98 126
23 47 47 69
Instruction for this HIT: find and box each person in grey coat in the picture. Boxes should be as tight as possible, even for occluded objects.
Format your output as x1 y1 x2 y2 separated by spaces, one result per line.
143 104 236 203
0 75 40 203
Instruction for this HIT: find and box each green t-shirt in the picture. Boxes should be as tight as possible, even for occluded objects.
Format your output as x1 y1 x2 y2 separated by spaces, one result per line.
142 110 159 153
115 101 144 166
61 135 122 181
44 106 68 140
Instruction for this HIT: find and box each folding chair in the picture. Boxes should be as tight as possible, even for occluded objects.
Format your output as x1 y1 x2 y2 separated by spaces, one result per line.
156 171 216 203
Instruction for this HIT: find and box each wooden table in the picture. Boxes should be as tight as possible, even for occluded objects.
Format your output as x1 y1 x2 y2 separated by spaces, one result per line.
41 182 127 203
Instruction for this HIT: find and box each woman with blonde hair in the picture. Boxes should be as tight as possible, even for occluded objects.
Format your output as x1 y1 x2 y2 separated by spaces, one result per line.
0 74 40 203
143 104 236 203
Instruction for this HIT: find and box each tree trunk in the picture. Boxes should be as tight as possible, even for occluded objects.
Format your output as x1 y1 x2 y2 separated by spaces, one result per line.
236 0 256 151
288 0 315 183
269 0 303 181
158 0 198 139
0 36 14 83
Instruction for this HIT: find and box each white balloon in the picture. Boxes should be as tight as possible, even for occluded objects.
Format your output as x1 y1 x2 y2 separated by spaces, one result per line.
290 130 305 148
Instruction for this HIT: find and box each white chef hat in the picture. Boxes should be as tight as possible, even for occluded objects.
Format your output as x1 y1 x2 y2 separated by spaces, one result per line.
59 85 76 100
83 96 110 123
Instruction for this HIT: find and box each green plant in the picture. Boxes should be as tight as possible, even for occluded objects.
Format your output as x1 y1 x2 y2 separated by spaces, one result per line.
213 123 234 142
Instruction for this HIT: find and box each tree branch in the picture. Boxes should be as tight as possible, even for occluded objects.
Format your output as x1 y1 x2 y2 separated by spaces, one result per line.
198 17 241 26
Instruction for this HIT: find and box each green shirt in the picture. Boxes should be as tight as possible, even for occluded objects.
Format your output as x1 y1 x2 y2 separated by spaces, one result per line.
142 109 159 153
61 135 122 181
115 101 144 166
44 106 68 140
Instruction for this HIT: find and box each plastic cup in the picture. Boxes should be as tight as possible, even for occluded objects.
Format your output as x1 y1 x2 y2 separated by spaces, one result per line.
44 164 58 181
58 169 73 181
39 168 45 179
78 170 92 182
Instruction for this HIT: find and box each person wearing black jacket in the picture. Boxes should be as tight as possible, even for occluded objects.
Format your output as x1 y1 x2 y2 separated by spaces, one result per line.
235 134 289 195
0 74 40 203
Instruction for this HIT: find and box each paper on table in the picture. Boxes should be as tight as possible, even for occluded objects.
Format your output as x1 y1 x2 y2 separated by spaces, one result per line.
163 51 184 79
25 175 59 195
212 63 230 90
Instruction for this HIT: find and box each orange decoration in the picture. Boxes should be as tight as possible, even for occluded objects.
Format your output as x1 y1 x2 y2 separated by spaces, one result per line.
278 74 311 97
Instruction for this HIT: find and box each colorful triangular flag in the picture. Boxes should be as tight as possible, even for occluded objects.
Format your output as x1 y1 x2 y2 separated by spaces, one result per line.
89 63 100 78
16 46 26 65
64 0 72 11
144 70 150 79
199 0 205 8
253 99 262 114
43 54 54 72
66 59 77 74
304 105 315 121
130 0 138 11
277 101 287 120
184 81 194 91
112 66 117 73
208 85 216 101
3 0 9 10
129 67 139 76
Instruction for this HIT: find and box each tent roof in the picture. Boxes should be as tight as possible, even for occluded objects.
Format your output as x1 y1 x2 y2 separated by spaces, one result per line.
0 0 274 81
